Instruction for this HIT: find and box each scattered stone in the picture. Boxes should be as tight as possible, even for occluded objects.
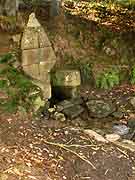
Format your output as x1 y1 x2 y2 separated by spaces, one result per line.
83 129 108 143
114 139 135 152
64 130 69 135
63 105 84 119
105 134 121 142
70 97 84 105
113 124 130 136
54 112 66 122
86 99 115 118
56 100 74 112
112 111 123 119
48 107 56 113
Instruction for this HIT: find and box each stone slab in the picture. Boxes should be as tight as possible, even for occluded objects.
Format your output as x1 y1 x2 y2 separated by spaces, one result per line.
23 64 39 79
63 105 84 119
52 70 81 87
23 64 51 82
21 27 51 50
22 47 56 67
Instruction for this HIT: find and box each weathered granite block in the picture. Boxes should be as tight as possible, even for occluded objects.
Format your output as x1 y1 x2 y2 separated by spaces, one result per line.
23 64 39 79
21 27 51 50
52 70 81 87
22 47 56 66
21 13 56 99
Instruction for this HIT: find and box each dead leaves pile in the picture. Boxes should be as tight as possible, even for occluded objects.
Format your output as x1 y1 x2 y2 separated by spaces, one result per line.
64 1 135 31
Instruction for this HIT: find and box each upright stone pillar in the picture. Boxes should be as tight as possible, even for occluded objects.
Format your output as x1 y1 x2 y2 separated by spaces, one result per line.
21 13 56 99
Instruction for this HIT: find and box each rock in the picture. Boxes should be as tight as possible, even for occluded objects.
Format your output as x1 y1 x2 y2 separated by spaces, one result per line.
48 107 56 113
52 69 81 87
112 111 123 119
105 134 121 142
70 97 84 105
63 105 84 119
22 48 56 67
56 100 74 112
113 124 130 136
86 99 115 118
54 112 66 122
83 129 108 143
51 70 81 99
21 13 56 100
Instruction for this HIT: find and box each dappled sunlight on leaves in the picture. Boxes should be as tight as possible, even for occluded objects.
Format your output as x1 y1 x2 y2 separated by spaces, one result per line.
64 0 135 31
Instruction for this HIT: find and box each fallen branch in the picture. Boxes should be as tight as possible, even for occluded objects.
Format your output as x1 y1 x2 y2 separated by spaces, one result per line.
43 140 96 170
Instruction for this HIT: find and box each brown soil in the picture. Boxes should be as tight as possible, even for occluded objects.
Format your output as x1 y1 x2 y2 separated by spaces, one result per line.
0 112 134 180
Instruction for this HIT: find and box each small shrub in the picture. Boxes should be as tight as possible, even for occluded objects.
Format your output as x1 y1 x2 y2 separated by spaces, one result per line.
96 68 120 89
130 66 135 84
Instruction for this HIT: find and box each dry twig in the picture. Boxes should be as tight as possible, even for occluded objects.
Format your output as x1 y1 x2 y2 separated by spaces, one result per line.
43 140 96 170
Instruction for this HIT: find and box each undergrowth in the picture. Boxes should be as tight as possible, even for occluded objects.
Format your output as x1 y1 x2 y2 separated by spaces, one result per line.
0 53 42 113
130 66 135 84
96 67 120 89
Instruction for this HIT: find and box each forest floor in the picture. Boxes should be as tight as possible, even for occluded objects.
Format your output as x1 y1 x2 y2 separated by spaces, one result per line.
0 112 134 180
0 87 135 180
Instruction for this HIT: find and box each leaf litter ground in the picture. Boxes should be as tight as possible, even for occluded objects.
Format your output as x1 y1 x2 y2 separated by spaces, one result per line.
0 110 134 180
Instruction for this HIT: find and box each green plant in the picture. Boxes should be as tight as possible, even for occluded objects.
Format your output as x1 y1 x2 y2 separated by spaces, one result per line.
0 53 42 113
0 53 13 64
79 62 93 84
130 66 135 84
96 68 120 89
